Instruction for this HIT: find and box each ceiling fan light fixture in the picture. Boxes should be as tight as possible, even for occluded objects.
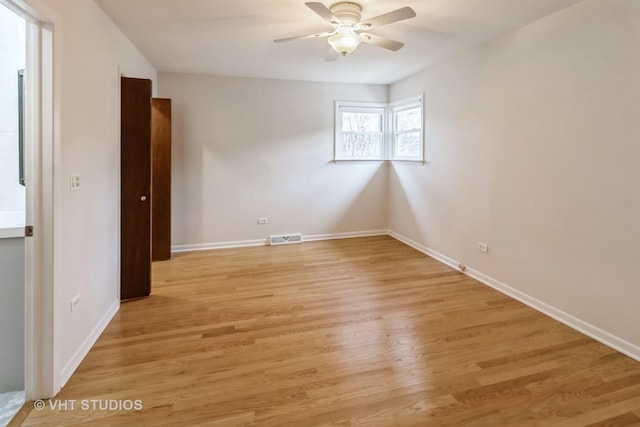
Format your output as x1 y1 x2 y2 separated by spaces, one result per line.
273 2 416 58
328 30 362 56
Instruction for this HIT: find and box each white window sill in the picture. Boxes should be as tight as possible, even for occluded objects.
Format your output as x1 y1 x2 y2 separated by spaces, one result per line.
391 159 426 165
332 159 426 165
333 159 386 164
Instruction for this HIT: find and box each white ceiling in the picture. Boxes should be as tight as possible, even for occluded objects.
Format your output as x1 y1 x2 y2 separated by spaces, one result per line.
96 0 583 85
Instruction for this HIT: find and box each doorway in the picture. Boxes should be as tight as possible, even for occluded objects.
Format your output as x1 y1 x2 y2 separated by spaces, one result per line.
1 0 55 421
120 78 172 301
0 3 27 423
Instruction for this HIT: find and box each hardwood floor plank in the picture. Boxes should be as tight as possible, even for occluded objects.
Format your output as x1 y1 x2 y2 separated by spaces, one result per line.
20 236 640 426
585 412 640 427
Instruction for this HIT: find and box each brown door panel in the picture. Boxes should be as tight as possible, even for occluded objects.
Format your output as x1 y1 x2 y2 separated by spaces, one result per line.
151 98 172 261
121 77 152 300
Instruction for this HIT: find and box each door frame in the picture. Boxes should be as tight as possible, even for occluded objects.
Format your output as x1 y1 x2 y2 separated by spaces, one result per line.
1 0 56 400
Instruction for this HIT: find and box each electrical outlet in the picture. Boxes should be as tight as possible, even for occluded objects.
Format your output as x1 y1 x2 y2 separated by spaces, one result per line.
478 242 489 253
70 295 80 313
257 218 268 224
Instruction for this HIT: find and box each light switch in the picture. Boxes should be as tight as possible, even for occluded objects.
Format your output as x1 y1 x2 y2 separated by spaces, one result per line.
71 174 80 191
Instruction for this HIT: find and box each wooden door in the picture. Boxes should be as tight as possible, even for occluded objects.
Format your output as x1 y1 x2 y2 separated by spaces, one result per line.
151 98 172 261
121 77 152 300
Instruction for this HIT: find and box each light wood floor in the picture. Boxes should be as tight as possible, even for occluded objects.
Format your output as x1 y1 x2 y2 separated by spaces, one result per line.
20 236 640 426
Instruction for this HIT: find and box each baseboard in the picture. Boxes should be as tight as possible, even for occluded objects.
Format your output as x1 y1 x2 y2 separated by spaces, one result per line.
387 230 640 363
171 230 388 253
387 230 463 272
304 230 388 242
59 299 119 389
172 238 268 253
465 267 640 363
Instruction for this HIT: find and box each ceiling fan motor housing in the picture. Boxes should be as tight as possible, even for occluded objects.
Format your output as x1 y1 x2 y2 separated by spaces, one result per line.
330 2 362 26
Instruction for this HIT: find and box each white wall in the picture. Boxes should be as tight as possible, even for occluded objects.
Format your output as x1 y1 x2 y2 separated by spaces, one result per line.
22 0 156 394
159 73 389 248
389 0 640 353
0 5 25 214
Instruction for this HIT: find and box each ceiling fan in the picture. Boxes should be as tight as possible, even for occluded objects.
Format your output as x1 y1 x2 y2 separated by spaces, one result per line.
274 2 416 57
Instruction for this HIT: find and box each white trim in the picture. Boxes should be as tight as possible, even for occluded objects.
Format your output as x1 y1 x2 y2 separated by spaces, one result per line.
387 230 462 271
387 230 640 363
172 238 269 253
116 66 122 302
23 11 40 402
390 159 427 165
171 230 389 254
59 300 119 386
332 159 386 164
18 8 55 400
304 230 388 242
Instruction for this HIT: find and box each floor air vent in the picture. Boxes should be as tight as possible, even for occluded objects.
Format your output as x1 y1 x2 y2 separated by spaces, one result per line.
269 234 303 246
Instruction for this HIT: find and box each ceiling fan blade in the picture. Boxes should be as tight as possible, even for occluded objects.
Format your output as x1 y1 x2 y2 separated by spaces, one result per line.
325 48 340 62
359 7 416 29
360 33 405 52
305 2 340 25
274 31 332 43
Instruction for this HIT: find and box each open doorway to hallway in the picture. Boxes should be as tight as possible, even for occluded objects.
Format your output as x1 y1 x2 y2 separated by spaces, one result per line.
0 2 26 425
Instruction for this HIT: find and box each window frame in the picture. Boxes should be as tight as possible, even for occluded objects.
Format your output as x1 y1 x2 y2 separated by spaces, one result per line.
390 94 424 162
334 101 387 161
333 94 424 163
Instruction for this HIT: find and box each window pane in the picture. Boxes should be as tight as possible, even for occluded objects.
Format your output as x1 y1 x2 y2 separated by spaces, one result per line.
342 112 381 133
395 107 421 132
342 133 381 157
395 132 421 157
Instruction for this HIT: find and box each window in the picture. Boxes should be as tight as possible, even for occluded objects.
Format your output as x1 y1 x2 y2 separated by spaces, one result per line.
335 101 386 160
334 94 424 162
391 95 424 161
